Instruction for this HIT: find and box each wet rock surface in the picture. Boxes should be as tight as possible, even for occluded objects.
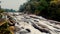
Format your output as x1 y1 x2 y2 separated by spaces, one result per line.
5 12 60 34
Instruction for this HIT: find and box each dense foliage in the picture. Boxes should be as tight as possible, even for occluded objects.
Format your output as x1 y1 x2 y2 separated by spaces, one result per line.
0 7 12 34
0 22 11 34
19 0 60 21
4 9 16 12
0 8 4 18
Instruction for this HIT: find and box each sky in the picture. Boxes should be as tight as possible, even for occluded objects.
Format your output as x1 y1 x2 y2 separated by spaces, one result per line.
0 0 27 11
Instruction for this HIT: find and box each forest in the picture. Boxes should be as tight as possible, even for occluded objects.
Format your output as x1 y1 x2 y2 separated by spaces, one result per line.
19 0 60 21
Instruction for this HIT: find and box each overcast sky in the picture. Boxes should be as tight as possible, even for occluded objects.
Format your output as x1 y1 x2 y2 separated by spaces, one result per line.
0 0 27 10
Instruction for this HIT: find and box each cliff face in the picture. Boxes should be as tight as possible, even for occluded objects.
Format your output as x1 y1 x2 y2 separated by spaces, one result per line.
6 12 60 34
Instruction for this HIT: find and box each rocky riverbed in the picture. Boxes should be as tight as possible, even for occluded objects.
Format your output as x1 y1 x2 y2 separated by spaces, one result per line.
4 12 60 34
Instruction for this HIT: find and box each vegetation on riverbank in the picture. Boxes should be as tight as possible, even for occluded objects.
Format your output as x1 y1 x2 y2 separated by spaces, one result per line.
19 0 60 21
0 8 14 34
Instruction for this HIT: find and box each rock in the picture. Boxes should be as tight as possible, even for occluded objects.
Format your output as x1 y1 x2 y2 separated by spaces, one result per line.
0 19 7 26
8 26 15 34
5 12 60 34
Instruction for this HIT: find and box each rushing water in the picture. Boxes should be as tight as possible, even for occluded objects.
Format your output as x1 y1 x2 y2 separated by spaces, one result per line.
6 12 60 34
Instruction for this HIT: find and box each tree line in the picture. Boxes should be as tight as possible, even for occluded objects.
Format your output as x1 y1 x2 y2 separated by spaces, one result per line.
19 0 60 21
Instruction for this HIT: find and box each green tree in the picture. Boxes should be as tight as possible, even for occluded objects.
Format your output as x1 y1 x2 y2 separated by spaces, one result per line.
19 0 60 21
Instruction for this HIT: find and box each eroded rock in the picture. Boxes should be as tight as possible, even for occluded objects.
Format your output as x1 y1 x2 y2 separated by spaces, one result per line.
5 12 60 34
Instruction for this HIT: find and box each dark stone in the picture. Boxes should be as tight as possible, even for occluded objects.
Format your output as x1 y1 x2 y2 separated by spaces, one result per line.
26 29 31 32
